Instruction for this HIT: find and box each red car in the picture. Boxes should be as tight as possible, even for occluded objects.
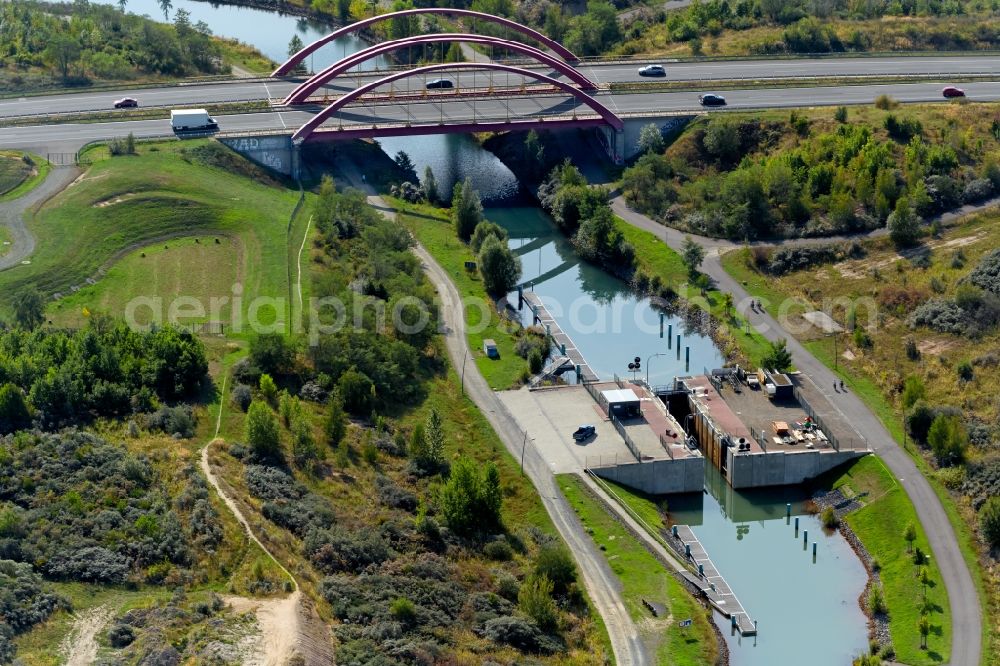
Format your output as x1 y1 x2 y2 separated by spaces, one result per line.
942 86 965 98
113 97 139 109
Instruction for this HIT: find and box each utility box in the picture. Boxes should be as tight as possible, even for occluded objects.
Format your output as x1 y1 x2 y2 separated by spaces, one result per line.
483 339 499 358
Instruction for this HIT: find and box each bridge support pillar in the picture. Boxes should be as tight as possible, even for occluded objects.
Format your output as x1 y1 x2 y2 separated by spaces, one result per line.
595 127 625 165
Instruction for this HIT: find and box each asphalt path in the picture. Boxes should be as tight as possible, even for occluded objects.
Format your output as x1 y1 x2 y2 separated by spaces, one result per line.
2 55 997 118
6 79 1000 155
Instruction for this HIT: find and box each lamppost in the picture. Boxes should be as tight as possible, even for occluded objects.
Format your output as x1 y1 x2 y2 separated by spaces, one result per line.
461 349 470 396
627 356 641 383
646 352 667 385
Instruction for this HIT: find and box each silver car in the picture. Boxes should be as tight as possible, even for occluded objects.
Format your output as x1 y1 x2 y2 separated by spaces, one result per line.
638 64 666 77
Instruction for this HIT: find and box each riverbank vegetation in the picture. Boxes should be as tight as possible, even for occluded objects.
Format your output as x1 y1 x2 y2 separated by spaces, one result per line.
558 475 719 666
0 1 270 92
615 0 1000 57
723 208 1000 665
621 103 1000 241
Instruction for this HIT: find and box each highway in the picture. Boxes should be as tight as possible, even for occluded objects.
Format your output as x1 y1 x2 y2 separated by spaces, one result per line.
1 54 997 118
6 78 1000 155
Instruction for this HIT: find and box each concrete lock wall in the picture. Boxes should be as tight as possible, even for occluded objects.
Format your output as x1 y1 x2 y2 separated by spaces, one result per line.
593 456 704 494
727 448 868 489
621 116 695 160
219 135 297 177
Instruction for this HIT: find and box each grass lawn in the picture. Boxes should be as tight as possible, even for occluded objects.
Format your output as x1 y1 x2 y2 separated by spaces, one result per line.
558 474 718 666
217 37 276 75
0 151 49 201
49 235 242 327
393 199 531 390
829 457 951 665
618 218 773 366
8 140 300 330
0 226 10 257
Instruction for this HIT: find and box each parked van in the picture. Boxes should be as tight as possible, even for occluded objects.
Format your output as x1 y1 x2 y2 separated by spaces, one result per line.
170 109 218 131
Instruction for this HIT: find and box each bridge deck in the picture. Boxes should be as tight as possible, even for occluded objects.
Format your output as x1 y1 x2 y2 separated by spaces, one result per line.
521 291 597 382
675 525 757 635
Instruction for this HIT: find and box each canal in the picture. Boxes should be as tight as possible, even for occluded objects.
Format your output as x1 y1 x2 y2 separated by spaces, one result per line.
671 466 870 666
79 2 872 661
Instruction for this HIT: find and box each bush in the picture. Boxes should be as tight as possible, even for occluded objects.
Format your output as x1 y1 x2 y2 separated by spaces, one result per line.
483 540 514 562
534 545 577 595
389 597 417 626
874 94 898 110
528 349 544 374
908 298 969 335
107 623 135 647
867 586 887 615
979 496 1000 548
821 506 839 528
231 384 253 412
518 575 557 631
478 235 522 298
969 249 1000 296
962 178 994 204
481 615 555 654
470 221 509 254
145 404 196 438
439 458 503 535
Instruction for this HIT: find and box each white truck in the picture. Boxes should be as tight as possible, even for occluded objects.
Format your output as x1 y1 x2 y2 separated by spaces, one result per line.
170 109 218 131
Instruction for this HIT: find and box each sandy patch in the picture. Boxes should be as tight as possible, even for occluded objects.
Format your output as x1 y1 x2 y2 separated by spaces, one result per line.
917 338 955 356
61 604 112 666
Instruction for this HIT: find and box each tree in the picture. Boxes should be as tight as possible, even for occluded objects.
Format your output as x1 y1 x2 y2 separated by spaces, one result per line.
0 383 31 435
44 34 81 80
259 373 278 406
926 414 966 466
444 42 465 62
246 400 281 459
901 375 925 409
702 118 740 162
422 166 438 204
722 292 734 317
979 496 1000 548
681 236 705 277
158 0 172 20
918 614 930 649
470 221 509 253
394 150 417 183
12 289 45 330
326 391 347 447
478 235 522 297
336 0 351 20
439 457 503 534
118 0 127 12
918 566 931 599
292 416 318 471
888 196 921 247
452 178 484 241
250 334 296 376
761 339 793 372
637 123 664 155
287 35 307 74
422 408 446 470
337 367 375 415
903 522 917 553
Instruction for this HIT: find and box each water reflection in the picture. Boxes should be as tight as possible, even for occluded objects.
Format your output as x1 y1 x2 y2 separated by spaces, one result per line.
90 0 386 71
668 466 869 666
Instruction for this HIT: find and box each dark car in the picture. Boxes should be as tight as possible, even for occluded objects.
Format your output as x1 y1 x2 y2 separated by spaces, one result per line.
699 93 726 106
638 64 666 77
113 97 139 109
572 425 596 442
942 86 965 98
426 78 454 90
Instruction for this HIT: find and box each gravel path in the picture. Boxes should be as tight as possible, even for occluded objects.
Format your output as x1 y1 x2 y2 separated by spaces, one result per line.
0 166 79 271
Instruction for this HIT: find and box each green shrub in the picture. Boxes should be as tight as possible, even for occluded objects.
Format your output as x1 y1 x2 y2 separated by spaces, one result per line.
518 574 557 631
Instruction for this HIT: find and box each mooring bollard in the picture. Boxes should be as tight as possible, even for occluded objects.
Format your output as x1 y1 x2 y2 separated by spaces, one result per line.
794 516 799 531
660 313 664 337
672 525 678 537
685 347 690 372
786 503 791 518
698 563 704 577
676 335 681 359
668 324 673 348
813 542 817 558
561 343 566 355
685 543 691 558
803 530 808 546
731 615 737 629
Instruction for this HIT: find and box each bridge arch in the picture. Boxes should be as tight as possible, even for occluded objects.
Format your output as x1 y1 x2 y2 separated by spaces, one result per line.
273 7 577 76
283 34 596 105
292 62 623 142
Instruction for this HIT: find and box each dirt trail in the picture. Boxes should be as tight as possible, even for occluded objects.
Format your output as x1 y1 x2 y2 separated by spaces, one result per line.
61 605 112 666
200 375 333 665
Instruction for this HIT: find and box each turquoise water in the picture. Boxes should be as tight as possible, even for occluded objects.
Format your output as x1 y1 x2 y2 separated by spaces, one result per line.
670 467 870 666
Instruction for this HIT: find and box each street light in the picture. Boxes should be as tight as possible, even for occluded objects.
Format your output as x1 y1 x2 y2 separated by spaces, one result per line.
646 352 668 385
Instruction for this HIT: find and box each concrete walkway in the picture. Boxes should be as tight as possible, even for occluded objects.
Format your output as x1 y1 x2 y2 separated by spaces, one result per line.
613 197 983 666
0 166 79 271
